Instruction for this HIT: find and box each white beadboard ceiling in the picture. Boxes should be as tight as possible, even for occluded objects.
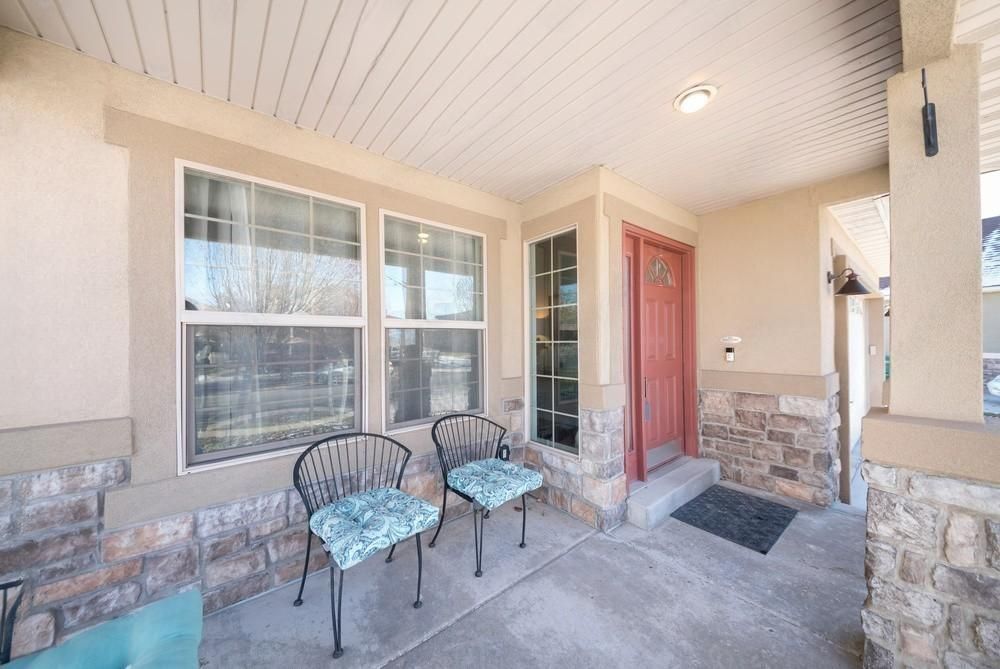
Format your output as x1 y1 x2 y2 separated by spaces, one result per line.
0 0 903 213
957 0 1000 175
829 195 890 276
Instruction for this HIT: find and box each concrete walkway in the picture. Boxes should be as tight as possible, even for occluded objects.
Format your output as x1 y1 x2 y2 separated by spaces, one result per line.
200 483 866 668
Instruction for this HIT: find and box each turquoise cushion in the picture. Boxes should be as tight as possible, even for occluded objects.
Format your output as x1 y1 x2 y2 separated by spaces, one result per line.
310 488 440 570
447 459 543 510
8 589 202 669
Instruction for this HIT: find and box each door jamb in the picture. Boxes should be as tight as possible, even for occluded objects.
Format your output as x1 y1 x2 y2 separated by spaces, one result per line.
622 222 698 483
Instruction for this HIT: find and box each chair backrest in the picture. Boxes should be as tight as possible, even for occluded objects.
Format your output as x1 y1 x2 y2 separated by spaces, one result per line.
431 414 508 477
1 579 24 664
292 433 412 518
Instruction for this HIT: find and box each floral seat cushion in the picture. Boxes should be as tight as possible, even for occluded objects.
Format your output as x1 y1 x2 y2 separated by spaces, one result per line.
447 458 543 510
309 487 440 570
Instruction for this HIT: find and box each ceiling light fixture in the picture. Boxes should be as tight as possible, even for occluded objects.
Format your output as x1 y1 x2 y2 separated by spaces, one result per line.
673 84 718 114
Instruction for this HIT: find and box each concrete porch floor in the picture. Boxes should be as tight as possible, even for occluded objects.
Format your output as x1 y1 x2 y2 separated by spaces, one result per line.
200 483 866 668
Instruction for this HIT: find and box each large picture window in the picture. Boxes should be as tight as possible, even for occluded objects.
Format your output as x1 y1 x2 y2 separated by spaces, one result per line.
180 166 364 467
383 213 485 429
529 229 579 452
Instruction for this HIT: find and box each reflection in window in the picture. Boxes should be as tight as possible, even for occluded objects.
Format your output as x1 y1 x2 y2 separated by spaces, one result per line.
383 214 486 429
183 170 362 316
529 230 579 453
383 215 483 321
385 328 482 427
188 325 360 460
181 168 364 467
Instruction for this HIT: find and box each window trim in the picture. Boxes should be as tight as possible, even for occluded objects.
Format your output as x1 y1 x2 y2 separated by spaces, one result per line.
378 208 489 434
522 224 581 457
174 159 368 475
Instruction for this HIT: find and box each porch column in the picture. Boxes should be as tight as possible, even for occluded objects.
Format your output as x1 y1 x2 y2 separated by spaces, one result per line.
887 42 982 423
860 2 1000 667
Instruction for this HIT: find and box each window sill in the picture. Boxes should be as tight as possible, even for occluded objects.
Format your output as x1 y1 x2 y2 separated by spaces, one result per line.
525 440 581 461
179 442 312 476
385 411 489 437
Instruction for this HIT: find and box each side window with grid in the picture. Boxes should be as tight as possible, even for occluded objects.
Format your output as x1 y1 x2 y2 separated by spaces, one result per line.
180 167 364 467
529 230 579 452
383 214 485 430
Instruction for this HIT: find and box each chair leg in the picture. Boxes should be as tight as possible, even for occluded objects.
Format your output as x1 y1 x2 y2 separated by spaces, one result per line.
473 505 485 577
428 488 448 548
520 493 527 549
385 544 397 563
329 564 344 659
413 532 424 609
293 533 312 606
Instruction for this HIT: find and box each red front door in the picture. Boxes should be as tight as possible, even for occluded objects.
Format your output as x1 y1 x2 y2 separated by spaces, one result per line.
624 227 695 482
639 242 685 470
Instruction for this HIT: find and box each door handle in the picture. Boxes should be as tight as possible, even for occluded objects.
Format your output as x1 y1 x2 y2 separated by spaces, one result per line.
643 377 651 422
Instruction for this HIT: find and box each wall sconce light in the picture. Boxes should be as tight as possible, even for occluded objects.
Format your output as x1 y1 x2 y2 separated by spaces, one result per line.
827 268 870 296
922 68 938 157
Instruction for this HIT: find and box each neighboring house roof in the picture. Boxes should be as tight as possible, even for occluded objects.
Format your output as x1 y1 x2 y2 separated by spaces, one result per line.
986 217 1000 289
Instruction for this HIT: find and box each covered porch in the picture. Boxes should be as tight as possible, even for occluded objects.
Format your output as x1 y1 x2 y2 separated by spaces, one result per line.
1 0 998 667
200 489 867 668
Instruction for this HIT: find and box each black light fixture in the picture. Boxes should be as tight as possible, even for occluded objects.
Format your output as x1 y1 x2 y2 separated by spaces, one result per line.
827 268 871 296
922 68 938 157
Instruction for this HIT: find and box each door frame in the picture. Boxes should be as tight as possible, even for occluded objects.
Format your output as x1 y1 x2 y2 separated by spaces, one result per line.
622 222 698 483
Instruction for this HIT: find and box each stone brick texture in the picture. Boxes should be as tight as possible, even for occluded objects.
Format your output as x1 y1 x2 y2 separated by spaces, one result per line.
862 462 1000 668
698 389 841 507
525 407 627 531
0 444 516 660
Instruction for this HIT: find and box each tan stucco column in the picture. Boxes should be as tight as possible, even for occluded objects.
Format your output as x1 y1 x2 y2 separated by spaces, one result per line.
886 43 983 423
860 8 1000 666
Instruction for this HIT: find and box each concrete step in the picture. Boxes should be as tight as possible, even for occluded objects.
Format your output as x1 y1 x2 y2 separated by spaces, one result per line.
626 457 721 530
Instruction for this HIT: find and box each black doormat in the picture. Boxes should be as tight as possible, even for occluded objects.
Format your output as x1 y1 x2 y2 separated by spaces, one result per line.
670 485 797 554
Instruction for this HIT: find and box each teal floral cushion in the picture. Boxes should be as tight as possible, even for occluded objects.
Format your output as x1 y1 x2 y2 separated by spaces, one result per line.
447 458 543 510
309 488 440 570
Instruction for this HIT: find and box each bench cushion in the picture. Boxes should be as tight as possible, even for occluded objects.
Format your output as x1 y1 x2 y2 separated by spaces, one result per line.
7 589 202 669
310 488 439 570
447 458 543 510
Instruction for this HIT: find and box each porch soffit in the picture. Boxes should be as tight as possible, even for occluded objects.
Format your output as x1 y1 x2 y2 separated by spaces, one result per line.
0 0 900 215
957 0 1000 173
829 196 891 277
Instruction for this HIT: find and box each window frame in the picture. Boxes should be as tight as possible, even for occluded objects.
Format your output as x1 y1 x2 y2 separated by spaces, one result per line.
523 224 581 456
378 208 489 434
174 160 368 474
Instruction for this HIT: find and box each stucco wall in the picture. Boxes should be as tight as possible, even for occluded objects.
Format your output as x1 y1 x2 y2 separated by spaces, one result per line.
0 28 522 432
0 33 131 429
887 44 983 422
0 29 527 526
697 167 888 380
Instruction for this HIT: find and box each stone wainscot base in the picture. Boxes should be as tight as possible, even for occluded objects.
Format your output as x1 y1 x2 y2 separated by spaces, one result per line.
861 462 1000 668
698 388 841 507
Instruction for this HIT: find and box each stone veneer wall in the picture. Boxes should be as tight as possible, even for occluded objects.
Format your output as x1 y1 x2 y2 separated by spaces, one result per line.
698 389 841 507
861 462 1000 668
0 447 504 659
524 407 628 531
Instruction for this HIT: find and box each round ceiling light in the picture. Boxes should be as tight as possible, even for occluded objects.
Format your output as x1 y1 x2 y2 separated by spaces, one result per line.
673 84 718 114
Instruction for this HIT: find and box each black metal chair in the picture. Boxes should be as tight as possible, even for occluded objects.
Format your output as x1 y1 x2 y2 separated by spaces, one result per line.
292 433 438 659
1 579 24 665
429 414 542 577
